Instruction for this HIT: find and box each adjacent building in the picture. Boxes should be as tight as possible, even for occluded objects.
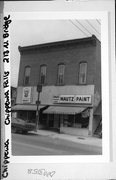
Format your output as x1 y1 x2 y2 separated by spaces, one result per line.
11 86 17 106
12 35 102 137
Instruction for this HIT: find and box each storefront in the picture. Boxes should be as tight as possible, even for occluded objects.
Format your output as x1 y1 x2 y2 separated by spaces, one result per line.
42 94 93 136
12 85 99 136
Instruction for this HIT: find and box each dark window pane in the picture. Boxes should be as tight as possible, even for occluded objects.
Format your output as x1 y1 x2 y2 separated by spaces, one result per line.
79 62 87 84
57 64 65 85
24 66 31 85
40 65 46 85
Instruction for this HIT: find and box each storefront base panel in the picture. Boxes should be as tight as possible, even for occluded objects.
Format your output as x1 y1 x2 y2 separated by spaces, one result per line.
60 127 89 137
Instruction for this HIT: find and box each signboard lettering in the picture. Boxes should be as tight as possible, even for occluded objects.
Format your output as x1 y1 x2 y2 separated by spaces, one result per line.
53 95 92 104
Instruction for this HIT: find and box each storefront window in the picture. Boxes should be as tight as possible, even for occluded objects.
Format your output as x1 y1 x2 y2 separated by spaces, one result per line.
57 64 65 85
63 115 74 127
40 65 47 85
79 62 87 84
62 113 89 128
17 111 36 123
75 113 89 128
28 111 36 123
24 66 31 85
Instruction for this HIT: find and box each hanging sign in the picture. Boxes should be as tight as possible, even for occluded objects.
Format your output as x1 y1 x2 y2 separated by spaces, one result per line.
22 87 32 103
53 95 92 104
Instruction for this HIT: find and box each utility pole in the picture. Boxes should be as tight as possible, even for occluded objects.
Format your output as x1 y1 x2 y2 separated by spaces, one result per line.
36 83 42 131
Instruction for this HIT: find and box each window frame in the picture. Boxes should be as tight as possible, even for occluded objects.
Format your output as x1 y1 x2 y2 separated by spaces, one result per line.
23 66 31 86
39 64 47 85
57 63 65 86
78 61 87 85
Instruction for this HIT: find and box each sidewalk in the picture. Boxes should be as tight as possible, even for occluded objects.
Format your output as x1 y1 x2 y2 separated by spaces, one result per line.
31 129 102 148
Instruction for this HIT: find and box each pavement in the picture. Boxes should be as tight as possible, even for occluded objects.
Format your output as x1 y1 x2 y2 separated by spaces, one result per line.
31 129 102 148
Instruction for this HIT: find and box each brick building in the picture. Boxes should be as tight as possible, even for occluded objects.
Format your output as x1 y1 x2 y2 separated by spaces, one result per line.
12 35 102 137
11 86 17 106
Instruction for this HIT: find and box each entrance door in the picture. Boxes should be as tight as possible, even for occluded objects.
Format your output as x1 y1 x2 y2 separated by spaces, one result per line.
54 114 59 129
48 114 54 128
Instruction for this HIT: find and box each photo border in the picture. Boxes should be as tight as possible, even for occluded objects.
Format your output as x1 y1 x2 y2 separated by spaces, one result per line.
1 1 115 179
6 11 109 164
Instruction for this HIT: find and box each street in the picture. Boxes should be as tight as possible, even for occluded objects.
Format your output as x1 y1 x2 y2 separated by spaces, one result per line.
12 132 102 155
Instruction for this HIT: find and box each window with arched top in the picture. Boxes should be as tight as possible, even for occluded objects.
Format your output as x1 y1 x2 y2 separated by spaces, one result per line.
24 66 31 85
79 62 87 84
57 63 65 85
39 65 47 85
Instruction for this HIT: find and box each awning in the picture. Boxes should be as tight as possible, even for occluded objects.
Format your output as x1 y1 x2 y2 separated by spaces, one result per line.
12 104 44 111
43 106 86 115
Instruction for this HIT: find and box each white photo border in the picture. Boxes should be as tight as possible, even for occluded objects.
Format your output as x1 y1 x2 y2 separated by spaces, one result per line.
4 11 109 163
2 0 115 177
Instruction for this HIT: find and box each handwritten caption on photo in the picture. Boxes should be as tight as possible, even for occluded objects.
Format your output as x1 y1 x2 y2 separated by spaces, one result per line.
2 15 12 179
27 168 56 178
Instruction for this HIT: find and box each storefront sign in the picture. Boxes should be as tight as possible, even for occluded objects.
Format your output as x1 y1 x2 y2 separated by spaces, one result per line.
53 95 92 104
22 87 32 103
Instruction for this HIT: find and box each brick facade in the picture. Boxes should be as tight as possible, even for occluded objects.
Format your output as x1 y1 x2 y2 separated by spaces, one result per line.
18 36 99 88
13 35 101 137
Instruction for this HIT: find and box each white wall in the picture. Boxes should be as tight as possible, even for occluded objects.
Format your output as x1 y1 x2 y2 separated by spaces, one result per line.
16 85 94 106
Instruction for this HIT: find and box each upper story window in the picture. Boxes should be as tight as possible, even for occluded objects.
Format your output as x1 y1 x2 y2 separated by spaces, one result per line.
40 65 47 85
79 62 87 84
57 64 65 85
24 66 31 86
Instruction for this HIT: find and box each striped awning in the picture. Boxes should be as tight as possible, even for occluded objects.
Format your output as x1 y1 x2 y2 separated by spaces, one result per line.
12 104 44 111
43 106 86 115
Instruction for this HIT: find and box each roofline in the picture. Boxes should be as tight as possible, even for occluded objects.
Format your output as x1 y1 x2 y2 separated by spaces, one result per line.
18 35 100 53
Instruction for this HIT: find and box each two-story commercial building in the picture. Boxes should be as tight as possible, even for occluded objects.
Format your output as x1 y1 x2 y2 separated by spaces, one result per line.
12 35 102 137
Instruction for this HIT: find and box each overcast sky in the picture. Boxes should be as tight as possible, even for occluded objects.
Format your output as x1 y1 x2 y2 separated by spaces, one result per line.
10 19 100 87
